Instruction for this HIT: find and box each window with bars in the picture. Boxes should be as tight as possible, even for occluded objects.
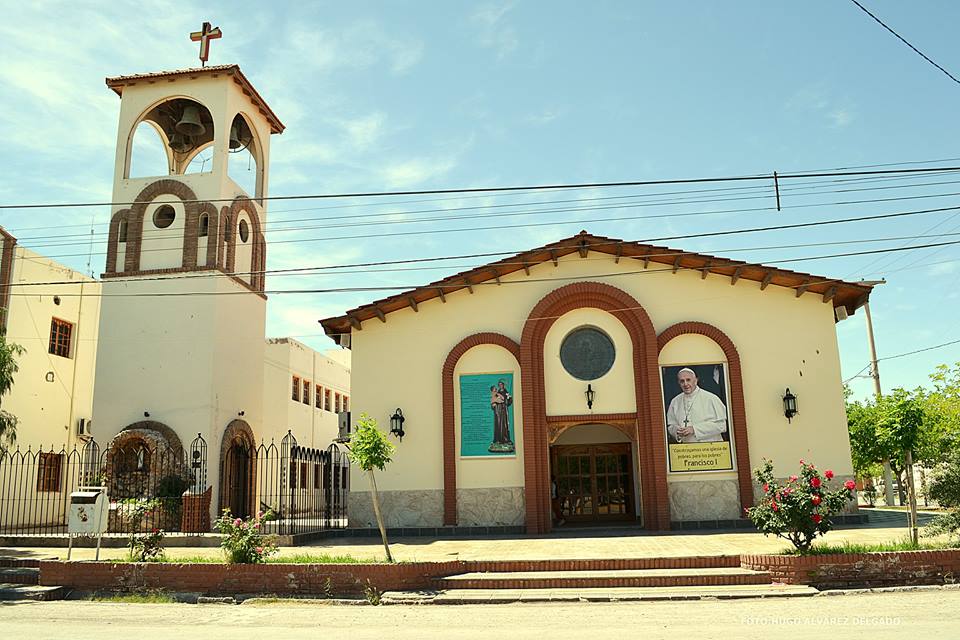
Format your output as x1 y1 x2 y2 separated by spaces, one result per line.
324 389 331 412
292 375 300 402
315 385 322 409
343 396 349 412
335 393 341 414
302 380 310 405
48 318 73 358
37 452 63 492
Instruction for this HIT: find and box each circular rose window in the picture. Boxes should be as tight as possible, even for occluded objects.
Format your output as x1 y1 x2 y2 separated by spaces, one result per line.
152 205 176 229
238 219 250 243
560 326 616 380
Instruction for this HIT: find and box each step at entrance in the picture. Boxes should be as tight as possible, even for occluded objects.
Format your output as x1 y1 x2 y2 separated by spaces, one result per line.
0 584 67 601
434 567 772 590
0 566 40 585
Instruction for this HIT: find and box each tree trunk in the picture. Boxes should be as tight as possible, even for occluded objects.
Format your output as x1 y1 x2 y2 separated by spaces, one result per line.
367 469 393 563
905 449 919 545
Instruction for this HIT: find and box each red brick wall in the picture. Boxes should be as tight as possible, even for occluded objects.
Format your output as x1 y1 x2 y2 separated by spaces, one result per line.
741 550 960 588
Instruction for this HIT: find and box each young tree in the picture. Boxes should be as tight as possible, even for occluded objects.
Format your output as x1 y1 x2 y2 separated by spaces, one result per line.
346 414 396 563
0 335 24 454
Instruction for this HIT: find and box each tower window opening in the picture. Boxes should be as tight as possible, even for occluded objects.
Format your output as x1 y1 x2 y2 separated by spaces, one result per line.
238 219 250 243
118 218 128 243
153 205 176 229
199 213 209 238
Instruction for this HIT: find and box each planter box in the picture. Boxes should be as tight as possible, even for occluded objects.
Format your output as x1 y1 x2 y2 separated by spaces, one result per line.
741 550 960 589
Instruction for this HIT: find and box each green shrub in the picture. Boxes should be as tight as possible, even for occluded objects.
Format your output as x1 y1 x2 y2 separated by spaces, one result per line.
214 509 278 564
746 459 856 553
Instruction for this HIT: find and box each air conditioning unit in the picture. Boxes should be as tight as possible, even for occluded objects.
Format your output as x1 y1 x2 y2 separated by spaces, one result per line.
77 418 92 437
336 411 352 443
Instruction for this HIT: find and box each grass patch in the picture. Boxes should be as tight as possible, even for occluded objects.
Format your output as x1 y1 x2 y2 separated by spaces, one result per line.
91 590 176 603
113 553 378 564
266 553 380 564
786 538 960 556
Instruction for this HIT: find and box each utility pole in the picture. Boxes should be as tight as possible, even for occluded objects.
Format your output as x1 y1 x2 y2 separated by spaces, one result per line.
862 297 895 506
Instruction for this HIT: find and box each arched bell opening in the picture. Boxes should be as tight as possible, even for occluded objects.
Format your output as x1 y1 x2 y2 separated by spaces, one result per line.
123 97 216 178
226 112 264 199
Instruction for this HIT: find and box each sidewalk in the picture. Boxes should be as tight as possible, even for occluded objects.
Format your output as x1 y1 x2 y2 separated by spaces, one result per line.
0 514 935 563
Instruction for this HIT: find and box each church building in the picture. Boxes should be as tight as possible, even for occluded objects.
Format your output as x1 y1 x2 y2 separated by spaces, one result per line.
321 232 873 532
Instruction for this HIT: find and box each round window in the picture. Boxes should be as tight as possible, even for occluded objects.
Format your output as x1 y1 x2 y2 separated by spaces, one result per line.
238 219 250 243
560 326 616 380
153 205 176 229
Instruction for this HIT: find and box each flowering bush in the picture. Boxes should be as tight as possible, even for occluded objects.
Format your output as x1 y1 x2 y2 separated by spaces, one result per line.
746 459 856 553
129 528 166 562
214 509 278 563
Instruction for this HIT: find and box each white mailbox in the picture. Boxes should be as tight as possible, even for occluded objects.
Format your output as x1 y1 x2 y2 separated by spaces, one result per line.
67 487 108 560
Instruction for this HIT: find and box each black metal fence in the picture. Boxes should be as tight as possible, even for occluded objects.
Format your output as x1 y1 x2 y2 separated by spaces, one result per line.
0 435 207 535
219 431 349 536
0 430 349 537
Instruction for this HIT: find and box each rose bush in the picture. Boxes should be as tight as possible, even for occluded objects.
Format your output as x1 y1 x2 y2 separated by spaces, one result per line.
214 509 278 563
746 459 855 552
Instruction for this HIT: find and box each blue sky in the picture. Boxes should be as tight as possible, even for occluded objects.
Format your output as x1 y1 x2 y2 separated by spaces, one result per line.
1 1 959 399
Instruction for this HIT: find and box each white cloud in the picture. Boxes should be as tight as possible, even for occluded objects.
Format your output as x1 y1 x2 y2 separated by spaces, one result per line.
785 86 856 129
471 2 519 59
380 156 458 188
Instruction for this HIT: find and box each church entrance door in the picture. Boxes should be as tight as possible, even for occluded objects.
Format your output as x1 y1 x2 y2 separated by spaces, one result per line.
222 441 253 519
551 443 634 523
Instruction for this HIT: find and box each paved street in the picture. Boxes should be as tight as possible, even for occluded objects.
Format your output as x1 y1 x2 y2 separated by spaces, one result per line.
1 589 955 639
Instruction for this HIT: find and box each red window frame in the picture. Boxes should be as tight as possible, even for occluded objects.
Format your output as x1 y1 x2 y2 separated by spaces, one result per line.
48 318 73 359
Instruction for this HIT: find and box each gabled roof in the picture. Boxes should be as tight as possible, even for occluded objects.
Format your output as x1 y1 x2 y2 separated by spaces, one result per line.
319 231 875 337
105 65 285 134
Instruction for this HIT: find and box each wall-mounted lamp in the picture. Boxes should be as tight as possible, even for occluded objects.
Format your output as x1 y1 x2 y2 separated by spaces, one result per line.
783 388 798 423
45 371 55 383
143 411 151 418
585 384 595 411
390 408 406 442
238 410 245 417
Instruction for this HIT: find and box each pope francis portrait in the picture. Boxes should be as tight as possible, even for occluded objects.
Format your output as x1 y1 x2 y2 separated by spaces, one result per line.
665 367 729 444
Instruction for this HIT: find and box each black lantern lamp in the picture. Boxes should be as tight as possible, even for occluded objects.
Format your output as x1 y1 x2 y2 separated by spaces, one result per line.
585 384 595 411
783 388 798 423
390 408 406 442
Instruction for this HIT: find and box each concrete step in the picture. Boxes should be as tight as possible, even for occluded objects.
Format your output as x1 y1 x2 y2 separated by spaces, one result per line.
0 556 45 568
463 556 741 572
384 583 818 604
0 583 67 601
0 567 39 585
434 567 772 590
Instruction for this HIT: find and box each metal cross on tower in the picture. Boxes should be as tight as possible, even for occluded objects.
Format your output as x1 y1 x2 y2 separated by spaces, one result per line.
190 21 222 67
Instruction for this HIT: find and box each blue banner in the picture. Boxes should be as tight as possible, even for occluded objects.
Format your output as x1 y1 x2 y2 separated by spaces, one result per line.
459 373 515 457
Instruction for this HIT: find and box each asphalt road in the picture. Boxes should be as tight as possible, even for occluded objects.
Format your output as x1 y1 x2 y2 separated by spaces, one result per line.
1 589 955 640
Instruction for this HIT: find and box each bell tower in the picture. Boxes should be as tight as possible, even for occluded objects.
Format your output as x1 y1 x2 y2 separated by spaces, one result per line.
91 61 285 505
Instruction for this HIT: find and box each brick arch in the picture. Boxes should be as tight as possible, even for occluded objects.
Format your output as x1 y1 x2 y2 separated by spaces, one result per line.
520 282 669 533
223 197 266 293
657 321 754 515
123 179 201 272
441 332 521 526
105 209 131 274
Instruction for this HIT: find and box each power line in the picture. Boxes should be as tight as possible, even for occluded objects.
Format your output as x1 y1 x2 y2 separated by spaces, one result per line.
844 338 960 384
3 165 960 211
12 239 960 299
848 0 960 86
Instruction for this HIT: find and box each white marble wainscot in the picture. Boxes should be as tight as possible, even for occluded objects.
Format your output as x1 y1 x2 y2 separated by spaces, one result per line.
456 487 525 526
348 489 444 528
752 475 860 515
668 478 741 521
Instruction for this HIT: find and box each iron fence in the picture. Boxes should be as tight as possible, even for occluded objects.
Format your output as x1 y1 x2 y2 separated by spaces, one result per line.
219 431 349 536
1 430 349 537
0 435 207 536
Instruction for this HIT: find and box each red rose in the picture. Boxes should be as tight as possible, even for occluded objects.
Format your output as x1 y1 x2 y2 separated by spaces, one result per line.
811 495 821 505
772 501 779 511
810 477 822 488
789 475 798 482
825 470 834 480
762 483 769 493
844 480 856 491
812 514 822 524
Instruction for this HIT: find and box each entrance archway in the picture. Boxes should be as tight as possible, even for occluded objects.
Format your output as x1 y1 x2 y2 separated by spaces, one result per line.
218 420 255 519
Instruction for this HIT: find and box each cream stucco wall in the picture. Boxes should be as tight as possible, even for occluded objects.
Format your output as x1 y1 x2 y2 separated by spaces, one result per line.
262 339 350 450
3 248 101 449
346 251 855 525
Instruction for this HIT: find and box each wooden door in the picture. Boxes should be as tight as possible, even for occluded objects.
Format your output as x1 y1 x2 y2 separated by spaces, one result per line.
551 443 634 523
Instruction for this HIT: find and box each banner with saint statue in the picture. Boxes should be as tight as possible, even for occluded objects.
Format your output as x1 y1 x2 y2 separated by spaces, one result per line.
459 373 516 457
661 363 734 472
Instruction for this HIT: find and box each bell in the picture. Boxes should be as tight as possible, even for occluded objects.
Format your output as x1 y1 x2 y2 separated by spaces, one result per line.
169 133 192 154
175 105 206 137
229 124 242 150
